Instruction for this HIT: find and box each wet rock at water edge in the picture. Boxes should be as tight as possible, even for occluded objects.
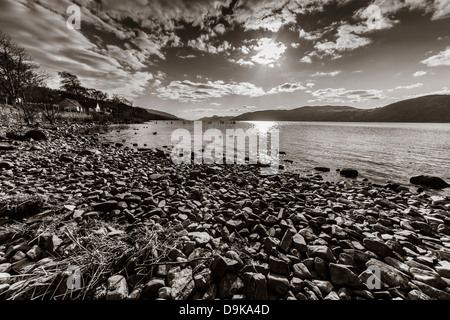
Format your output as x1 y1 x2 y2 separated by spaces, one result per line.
340 169 359 178
314 167 331 172
410 175 450 189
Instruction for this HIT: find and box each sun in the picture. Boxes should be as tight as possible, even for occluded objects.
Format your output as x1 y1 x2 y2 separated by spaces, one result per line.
251 38 287 68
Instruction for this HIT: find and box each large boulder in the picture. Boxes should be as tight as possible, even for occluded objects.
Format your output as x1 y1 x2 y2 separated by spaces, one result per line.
25 130 47 141
410 176 450 189
340 169 359 178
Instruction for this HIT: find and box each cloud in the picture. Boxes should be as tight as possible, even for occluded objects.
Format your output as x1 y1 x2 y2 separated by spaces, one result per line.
309 88 386 103
421 47 450 67
156 80 306 102
0 0 154 100
432 0 450 20
312 71 341 77
299 29 323 41
312 23 373 59
188 34 233 54
178 54 197 59
267 82 305 94
229 38 287 68
300 55 313 64
413 71 428 77
228 0 297 32
389 83 424 91
228 58 255 67
155 80 266 102
291 42 300 48
367 0 450 21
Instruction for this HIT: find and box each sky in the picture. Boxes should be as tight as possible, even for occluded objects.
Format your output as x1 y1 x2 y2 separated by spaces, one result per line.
0 0 449 120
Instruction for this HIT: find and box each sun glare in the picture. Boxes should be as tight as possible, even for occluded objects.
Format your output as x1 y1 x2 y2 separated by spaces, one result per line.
251 38 287 67
247 121 278 134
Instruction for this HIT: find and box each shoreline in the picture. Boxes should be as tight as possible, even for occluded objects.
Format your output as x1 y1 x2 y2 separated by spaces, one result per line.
1 124 450 300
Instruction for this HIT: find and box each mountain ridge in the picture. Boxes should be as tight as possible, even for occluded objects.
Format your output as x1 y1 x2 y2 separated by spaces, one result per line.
230 95 450 122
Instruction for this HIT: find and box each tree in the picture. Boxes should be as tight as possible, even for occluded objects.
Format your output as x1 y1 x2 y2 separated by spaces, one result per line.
87 88 108 103
58 71 87 103
41 103 60 125
0 31 46 105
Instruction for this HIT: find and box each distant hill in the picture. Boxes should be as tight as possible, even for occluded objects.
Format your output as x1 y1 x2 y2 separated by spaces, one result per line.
199 115 235 122
233 95 450 122
143 108 179 120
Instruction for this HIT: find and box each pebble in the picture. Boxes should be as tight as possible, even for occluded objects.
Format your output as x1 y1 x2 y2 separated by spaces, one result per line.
0 124 449 301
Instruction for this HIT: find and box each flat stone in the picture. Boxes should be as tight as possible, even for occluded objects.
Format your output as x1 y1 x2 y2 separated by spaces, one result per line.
92 201 118 212
188 232 211 246
142 278 165 299
170 268 195 300
324 291 340 300
218 273 244 299
292 233 307 252
106 275 128 300
307 245 336 263
311 280 334 295
366 259 409 291
268 256 290 275
0 272 10 285
267 272 290 296
0 142 14 151
329 263 364 288
363 238 394 258
408 289 432 300
293 262 311 279
411 280 450 300
409 267 447 289
279 229 293 253
244 273 268 300
0 161 14 169
211 255 240 279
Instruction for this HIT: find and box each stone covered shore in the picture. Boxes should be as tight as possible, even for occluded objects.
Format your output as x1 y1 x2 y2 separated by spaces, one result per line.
1 124 450 300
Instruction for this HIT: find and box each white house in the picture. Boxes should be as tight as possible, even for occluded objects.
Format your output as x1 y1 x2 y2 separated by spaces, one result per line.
95 103 101 113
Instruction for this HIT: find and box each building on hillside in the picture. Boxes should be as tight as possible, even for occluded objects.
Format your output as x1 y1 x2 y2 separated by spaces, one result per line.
95 103 101 113
58 98 84 113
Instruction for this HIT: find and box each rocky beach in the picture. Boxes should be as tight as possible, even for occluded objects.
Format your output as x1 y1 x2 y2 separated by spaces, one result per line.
1 123 450 301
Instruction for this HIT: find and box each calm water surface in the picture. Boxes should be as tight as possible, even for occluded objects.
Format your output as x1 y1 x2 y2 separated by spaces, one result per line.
104 121 450 196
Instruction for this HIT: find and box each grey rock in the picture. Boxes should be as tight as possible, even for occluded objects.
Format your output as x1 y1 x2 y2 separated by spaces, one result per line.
292 233 307 252
366 259 409 291
329 263 364 289
0 161 14 170
340 169 359 178
267 272 290 296
244 273 268 300
142 278 165 299
106 275 128 300
25 130 47 141
307 245 336 263
410 176 450 190
268 256 290 275
293 263 312 279
363 238 394 258
170 268 195 300
409 267 447 289
219 273 244 298
408 289 432 300
324 291 340 300
92 201 118 212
